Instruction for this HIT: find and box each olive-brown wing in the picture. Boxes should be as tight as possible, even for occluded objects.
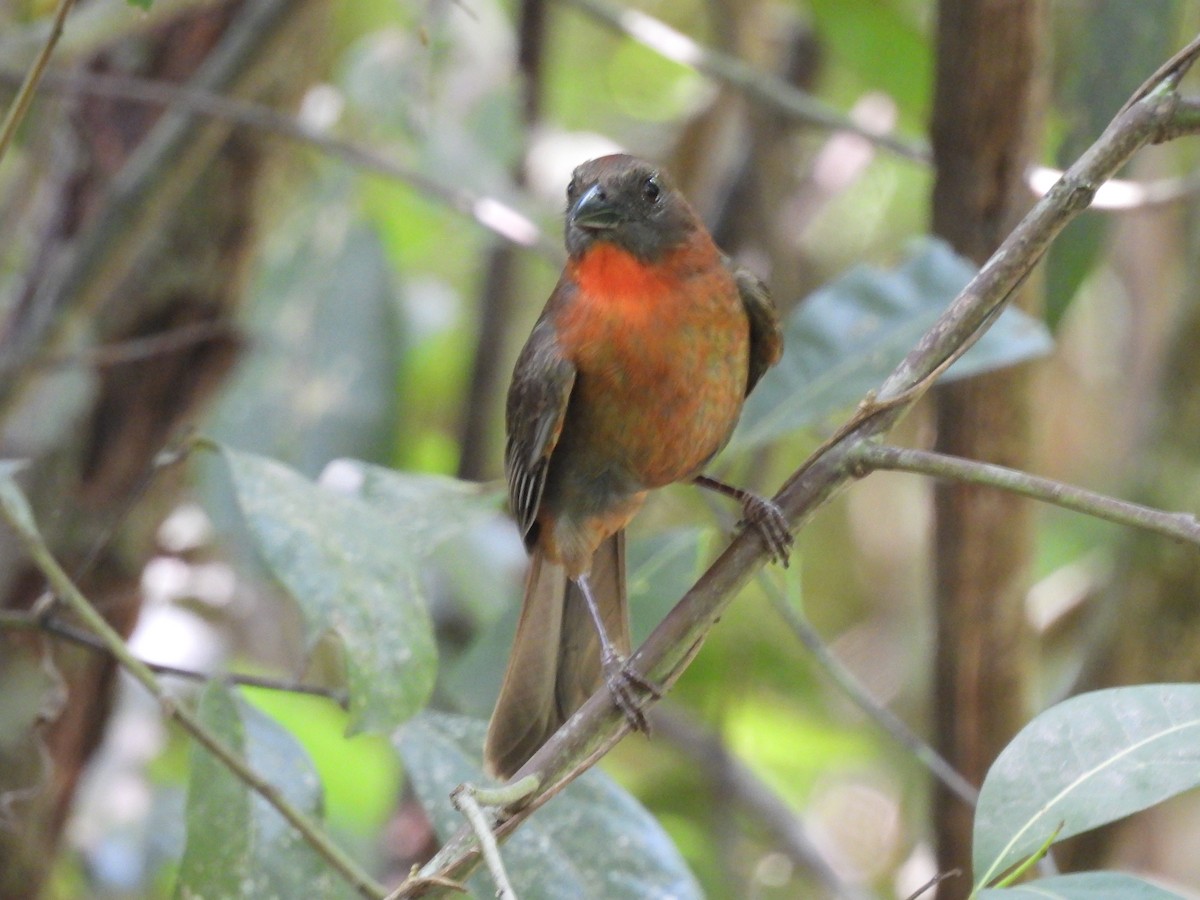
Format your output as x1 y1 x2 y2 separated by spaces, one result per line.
732 265 783 397
504 317 577 546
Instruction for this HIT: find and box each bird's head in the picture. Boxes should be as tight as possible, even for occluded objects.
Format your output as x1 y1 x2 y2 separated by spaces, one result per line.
563 154 701 261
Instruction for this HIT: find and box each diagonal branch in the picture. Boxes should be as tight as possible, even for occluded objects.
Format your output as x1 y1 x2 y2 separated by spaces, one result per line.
0 0 76 165
759 574 979 808
387 35 1200 898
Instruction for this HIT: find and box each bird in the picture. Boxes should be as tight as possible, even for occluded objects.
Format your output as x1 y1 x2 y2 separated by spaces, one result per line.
484 153 787 779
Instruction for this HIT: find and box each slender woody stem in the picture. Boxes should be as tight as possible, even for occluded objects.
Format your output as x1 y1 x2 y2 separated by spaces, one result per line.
0 0 76 165
760 574 979 807
854 444 1200 546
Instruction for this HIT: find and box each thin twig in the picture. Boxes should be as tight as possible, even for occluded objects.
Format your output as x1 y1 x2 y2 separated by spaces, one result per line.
0 478 386 900
902 869 961 900
559 0 929 163
450 785 519 900
854 444 1200 546
0 609 348 706
0 0 76 165
759 573 979 807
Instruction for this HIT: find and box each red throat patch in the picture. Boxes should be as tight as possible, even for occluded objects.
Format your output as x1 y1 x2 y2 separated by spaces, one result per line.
568 243 671 306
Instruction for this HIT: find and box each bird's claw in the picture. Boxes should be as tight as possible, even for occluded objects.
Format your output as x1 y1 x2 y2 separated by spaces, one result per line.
739 495 794 567
601 650 662 734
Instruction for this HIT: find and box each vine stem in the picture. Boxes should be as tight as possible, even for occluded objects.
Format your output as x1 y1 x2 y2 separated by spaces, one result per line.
0 477 386 900
0 0 76 165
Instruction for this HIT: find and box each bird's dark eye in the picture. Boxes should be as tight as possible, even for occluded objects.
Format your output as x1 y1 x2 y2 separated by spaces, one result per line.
566 177 578 200
643 176 661 203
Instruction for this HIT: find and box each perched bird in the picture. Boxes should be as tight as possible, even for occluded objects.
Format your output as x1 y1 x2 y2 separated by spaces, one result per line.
485 154 786 778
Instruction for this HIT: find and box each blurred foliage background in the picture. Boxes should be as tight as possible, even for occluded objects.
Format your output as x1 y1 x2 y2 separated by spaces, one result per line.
3 0 1200 898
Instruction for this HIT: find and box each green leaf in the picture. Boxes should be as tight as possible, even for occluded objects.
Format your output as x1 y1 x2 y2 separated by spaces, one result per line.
978 872 1188 899
732 238 1053 450
126 0 152 8
242 686 401 836
395 712 703 900
326 458 503 556
973 684 1200 888
176 684 355 900
176 685 251 899
220 446 436 733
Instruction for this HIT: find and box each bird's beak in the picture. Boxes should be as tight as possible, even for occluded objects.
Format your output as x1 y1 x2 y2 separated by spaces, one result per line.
570 184 622 230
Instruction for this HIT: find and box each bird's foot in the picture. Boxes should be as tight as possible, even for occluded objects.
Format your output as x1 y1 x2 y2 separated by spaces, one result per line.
600 649 662 734
739 494 794 567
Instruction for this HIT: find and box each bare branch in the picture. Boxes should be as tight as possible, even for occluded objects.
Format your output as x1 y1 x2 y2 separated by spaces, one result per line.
0 0 76 165
854 445 1200 546
758 575 978 808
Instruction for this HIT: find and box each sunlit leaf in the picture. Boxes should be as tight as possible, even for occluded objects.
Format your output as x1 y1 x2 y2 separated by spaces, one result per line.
395 712 703 900
733 238 1053 450
220 446 435 733
973 684 1200 888
241 687 401 836
978 872 1188 899
176 683 355 899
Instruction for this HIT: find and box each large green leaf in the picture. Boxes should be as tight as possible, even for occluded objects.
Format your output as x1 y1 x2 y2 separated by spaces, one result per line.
973 684 1200 888
176 683 355 899
395 712 703 900
979 872 1187 899
220 446 435 733
733 238 1053 450
327 457 503 557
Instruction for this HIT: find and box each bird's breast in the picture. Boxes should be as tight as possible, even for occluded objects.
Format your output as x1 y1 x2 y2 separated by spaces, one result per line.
558 246 749 488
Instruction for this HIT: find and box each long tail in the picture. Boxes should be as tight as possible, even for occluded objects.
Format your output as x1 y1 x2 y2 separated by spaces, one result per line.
484 531 628 779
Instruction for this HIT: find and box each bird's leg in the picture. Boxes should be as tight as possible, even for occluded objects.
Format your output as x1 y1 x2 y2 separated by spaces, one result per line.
693 474 794 566
575 573 661 733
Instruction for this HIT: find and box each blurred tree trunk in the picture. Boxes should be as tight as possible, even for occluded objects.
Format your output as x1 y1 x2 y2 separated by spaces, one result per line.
0 2 326 895
928 1 1044 895
456 0 546 482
